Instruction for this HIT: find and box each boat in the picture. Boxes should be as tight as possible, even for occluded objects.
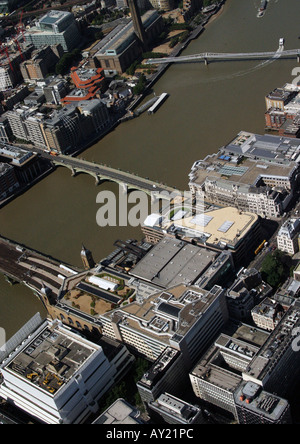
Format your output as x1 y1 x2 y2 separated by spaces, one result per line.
148 93 169 115
257 0 267 17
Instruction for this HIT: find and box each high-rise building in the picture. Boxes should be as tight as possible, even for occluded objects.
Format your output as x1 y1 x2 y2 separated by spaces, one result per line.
0 314 134 424
25 11 81 52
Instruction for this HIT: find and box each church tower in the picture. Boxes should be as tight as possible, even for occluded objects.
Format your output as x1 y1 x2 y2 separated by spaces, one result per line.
81 244 95 270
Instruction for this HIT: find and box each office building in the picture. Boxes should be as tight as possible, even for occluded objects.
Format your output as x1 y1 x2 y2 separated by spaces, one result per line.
189 131 300 218
148 393 204 424
148 0 174 11
100 282 228 366
77 99 111 134
277 218 300 255
190 325 269 420
0 162 19 200
137 347 187 407
265 85 298 111
5 106 46 148
160 206 263 266
0 314 134 424
244 304 300 398
25 10 82 52
20 46 62 82
235 382 292 424
0 116 13 143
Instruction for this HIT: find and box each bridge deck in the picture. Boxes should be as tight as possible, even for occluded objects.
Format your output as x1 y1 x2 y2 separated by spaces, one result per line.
146 48 300 65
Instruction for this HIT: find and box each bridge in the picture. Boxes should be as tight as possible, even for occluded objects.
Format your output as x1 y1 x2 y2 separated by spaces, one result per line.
146 48 300 65
0 236 82 297
49 153 180 199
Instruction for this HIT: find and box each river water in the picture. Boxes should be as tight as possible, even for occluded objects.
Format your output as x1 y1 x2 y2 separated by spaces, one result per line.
1 0 300 339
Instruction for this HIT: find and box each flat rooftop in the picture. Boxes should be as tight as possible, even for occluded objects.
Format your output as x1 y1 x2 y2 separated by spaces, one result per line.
171 207 259 248
3 319 97 396
130 237 217 288
105 283 224 345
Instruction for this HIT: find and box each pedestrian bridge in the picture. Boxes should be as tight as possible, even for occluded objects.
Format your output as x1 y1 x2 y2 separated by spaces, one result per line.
146 48 300 65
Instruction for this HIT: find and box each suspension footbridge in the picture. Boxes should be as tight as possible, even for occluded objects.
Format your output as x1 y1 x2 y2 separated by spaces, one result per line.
146 47 300 65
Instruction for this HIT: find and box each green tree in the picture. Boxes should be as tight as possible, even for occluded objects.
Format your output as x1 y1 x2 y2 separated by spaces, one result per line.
260 250 290 288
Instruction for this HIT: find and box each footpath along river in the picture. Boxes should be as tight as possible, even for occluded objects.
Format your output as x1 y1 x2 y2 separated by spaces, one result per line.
1 0 300 338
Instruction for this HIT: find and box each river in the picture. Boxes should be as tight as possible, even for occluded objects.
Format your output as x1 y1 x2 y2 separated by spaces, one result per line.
1 0 300 339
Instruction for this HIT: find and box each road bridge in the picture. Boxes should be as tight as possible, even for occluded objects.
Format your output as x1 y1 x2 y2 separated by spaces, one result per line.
50 154 180 199
146 48 300 65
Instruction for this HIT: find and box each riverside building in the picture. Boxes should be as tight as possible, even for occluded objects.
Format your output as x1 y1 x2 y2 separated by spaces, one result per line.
189 131 300 219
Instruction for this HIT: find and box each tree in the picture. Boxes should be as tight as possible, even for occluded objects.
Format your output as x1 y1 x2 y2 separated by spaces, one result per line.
260 250 290 289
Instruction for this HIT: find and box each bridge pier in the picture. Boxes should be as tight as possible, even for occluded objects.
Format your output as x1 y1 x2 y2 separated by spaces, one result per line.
120 183 128 194
204 57 208 66
297 54 300 63
71 167 77 177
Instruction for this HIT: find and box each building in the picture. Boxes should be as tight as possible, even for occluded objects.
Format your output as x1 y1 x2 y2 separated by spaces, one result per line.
226 268 272 321
137 347 187 408
189 324 269 420
148 393 204 424
129 236 218 289
148 0 174 11
265 85 298 111
20 46 62 82
92 398 144 424
0 116 13 143
162 206 263 266
76 99 111 134
25 10 82 52
94 10 164 75
42 106 82 154
5 106 46 148
43 77 69 105
251 297 287 331
61 67 105 105
100 282 228 366
0 162 19 200
0 313 134 424
0 144 46 186
189 131 300 218
244 303 300 399
277 218 300 255
235 381 292 424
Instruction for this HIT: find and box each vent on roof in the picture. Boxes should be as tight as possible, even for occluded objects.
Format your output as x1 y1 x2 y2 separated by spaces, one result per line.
218 221 234 233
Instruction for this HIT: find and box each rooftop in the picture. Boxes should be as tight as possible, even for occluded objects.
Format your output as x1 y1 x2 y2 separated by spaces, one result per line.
171 207 259 248
105 283 224 345
130 237 217 288
0 316 98 396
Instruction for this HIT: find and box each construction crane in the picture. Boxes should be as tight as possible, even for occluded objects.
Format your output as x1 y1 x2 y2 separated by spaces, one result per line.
13 10 24 60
